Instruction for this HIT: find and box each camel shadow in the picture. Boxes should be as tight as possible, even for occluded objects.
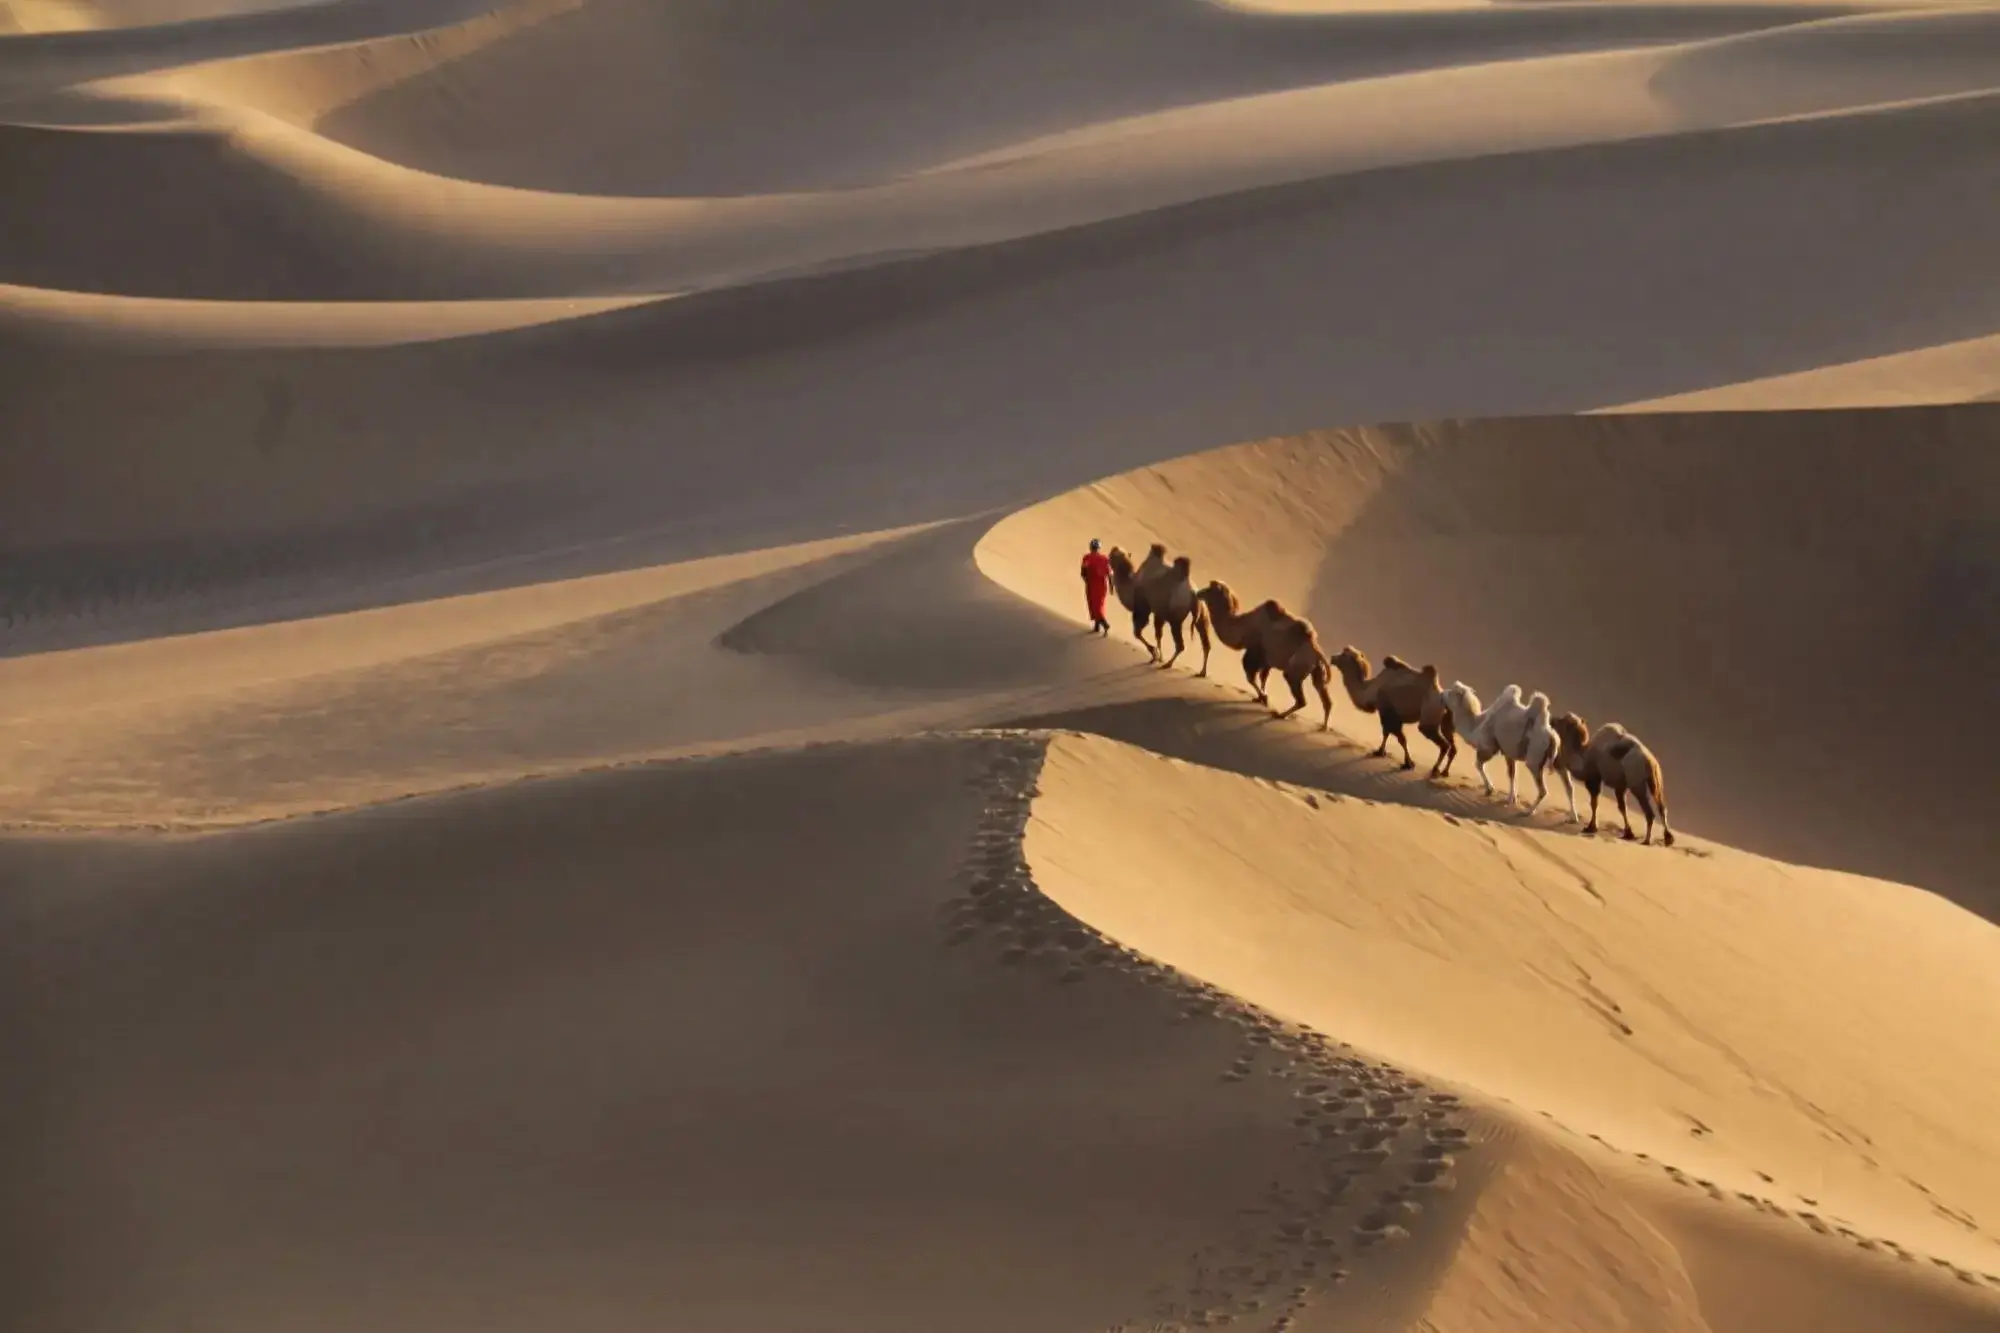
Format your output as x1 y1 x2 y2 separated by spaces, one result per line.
1000 689 1594 840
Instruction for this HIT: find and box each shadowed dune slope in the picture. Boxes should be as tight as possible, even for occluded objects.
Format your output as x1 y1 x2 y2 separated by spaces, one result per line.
979 405 2000 916
2 732 1499 1333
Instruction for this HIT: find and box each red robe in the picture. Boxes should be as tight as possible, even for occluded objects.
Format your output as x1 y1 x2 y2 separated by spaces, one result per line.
1080 550 1112 620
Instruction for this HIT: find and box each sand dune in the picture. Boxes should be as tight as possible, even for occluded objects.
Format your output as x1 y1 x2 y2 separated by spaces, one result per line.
1032 733 2000 1261
5 734 1494 1332
9 91 1998 564
9 0 1997 304
8 0 2000 1328
37 0 1868 193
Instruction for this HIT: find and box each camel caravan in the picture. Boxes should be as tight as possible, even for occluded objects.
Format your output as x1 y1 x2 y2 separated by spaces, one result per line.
1098 541 1673 847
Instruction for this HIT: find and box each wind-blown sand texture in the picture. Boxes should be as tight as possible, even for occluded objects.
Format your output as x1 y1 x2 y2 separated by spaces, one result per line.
6 1 2000 1331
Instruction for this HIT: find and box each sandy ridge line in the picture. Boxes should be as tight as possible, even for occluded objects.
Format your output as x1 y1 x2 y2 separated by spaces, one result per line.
947 730 1490 1331
0 0 513 99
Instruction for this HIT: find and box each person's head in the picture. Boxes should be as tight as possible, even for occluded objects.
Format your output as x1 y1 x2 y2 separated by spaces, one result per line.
1088 538 1101 552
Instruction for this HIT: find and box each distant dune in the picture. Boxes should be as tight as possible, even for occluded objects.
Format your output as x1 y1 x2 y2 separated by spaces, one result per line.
6 1 1999 1329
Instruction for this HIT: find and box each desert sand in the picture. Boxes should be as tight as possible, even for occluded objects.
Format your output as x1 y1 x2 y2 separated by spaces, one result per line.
5 1 2000 1331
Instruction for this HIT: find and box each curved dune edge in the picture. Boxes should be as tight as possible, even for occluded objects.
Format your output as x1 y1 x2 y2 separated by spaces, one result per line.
0 282 669 348
1602 332 2000 410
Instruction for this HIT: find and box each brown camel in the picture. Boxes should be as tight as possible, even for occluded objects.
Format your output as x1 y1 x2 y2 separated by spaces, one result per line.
1330 647 1457 777
1193 581 1333 728
1105 546 1154 654
1551 713 1674 846
1130 543 1211 675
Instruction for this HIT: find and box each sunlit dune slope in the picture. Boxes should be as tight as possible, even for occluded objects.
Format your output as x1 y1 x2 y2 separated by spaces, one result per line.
979 406 2000 915
1031 731 2000 1291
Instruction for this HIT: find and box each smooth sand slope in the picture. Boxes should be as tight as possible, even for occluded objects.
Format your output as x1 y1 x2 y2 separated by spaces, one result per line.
7 736 1497 1333
7 0 2000 1330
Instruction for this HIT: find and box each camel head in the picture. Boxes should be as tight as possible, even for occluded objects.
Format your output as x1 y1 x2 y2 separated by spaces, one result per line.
1443 681 1481 716
1554 712 1590 750
1331 645 1368 678
1107 546 1135 578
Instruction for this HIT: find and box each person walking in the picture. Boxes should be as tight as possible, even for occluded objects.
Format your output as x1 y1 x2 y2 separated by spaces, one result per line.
1080 538 1113 635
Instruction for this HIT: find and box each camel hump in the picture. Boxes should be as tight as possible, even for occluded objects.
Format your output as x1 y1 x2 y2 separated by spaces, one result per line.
1527 691 1551 714
1419 664 1439 683
1255 598 1288 617
1382 654 1412 671
1607 738 1637 762
1172 555 1192 574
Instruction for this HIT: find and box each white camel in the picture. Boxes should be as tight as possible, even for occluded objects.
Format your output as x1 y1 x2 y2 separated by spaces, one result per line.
1440 681 1562 813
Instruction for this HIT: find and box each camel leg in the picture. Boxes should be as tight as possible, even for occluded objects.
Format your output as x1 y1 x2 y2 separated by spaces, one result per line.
1315 670 1333 732
1250 656 1276 708
1658 803 1675 849
1615 788 1636 841
1160 615 1184 669
1560 770 1579 824
1393 727 1414 770
1428 724 1457 779
1419 722 1446 777
1583 777 1602 834
1474 746 1496 797
1279 670 1308 720
1372 704 1397 758
1131 605 1157 659
1635 789 1669 846
1193 614 1211 679
1239 646 1268 702
1524 762 1550 816
1503 754 1519 805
